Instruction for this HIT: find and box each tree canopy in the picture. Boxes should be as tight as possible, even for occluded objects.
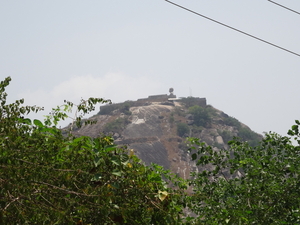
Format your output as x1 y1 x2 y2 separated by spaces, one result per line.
187 128 300 224
1 76 300 224
0 77 187 224
188 105 211 127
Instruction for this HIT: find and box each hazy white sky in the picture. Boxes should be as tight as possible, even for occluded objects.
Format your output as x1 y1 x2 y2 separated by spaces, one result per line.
1 0 299 136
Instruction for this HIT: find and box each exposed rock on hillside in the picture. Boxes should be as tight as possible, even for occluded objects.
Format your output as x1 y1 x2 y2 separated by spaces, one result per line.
69 94 262 179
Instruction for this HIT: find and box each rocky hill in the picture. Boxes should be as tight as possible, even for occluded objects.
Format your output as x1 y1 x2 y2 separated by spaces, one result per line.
69 91 262 179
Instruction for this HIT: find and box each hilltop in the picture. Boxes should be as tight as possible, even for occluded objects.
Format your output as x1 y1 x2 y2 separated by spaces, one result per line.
69 89 262 178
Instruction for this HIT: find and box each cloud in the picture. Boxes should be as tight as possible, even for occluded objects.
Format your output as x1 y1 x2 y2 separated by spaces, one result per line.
18 72 164 125
51 73 163 103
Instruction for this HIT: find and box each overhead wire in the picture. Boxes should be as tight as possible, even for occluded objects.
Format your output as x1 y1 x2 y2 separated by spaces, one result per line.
268 0 300 15
164 0 300 58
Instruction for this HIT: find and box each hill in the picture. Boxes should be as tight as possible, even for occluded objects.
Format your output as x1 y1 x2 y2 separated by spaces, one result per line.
68 90 262 178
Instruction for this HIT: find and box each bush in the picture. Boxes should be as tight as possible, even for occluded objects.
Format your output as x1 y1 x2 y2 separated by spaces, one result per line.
103 117 130 133
120 102 132 115
220 130 233 144
223 117 261 146
0 77 187 224
191 125 203 134
224 116 241 128
187 124 300 224
188 105 211 127
177 122 189 137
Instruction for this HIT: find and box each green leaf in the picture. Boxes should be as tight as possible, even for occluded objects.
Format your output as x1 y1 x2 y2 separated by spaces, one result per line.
111 182 120 189
120 154 129 164
40 127 59 135
149 175 161 182
91 174 102 181
111 160 120 166
228 140 234 145
73 136 86 143
33 119 44 128
94 156 101 167
112 171 122 177
292 125 298 131
104 145 117 153
191 153 197 160
19 118 31 125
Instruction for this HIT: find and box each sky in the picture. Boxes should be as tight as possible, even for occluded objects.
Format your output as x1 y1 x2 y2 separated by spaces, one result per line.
1 0 300 137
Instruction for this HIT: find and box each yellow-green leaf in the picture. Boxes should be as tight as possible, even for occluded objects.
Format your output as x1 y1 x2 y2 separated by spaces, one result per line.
158 190 168 201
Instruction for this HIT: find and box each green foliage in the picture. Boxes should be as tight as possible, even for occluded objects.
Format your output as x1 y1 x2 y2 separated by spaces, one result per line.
212 141 223 149
3 76 299 224
224 116 241 128
220 130 233 144
205 105 217 116
223 116 261 146
191 125 203 134
169 112 175 124
0 77 187 224
187 125 300 224
104 117 130 133
188 105 211 127
177 122 190 137
120 102 132 115
238 127 260 146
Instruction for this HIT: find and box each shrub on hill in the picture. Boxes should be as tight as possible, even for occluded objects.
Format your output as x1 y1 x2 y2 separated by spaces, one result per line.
188 105 211 127
177 122 190 137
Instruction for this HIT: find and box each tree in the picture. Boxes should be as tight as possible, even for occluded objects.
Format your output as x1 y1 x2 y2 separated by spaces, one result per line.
186 123 300 224
188 105 211 127
177 122 190 137
0 77 187 224
4 76 299 224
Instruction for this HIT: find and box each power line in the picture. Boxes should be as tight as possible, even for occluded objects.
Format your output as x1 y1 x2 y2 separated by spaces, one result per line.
164 0 300 58
268 0 300 15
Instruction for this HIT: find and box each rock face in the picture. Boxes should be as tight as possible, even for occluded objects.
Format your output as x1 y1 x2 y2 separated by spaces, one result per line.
70 98 262 179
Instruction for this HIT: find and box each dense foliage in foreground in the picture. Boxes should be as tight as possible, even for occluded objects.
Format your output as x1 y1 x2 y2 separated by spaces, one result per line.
0 77 186 224
1 77 300 224
187 130 300 224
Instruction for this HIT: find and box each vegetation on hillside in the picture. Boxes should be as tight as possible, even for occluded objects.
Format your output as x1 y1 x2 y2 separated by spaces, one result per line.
188 105 212 127
174 99 261 146
104 117 131 134
1 77 300 224
187 128 300 224
177 122 190 137
223 116 261 146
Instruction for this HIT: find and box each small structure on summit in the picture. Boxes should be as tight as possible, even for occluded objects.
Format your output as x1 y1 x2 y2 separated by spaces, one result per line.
168 88 176 98
99 87 206 114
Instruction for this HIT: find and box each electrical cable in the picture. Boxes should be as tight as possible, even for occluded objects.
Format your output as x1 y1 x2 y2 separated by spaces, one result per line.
268 0 300 15
165 0 300 57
